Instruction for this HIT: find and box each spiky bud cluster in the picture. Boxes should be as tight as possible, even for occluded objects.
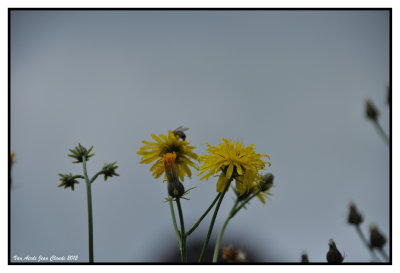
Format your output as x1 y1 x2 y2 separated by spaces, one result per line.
68 143 95 163
101 162 120 181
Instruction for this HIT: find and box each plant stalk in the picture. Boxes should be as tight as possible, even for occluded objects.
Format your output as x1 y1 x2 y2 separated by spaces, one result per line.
212 198 239 262
82 156 94 263
198 178 233 262
378 248 389 262
169 200 182 249
176 198 187 262
186 193 221 237
373 120 389 146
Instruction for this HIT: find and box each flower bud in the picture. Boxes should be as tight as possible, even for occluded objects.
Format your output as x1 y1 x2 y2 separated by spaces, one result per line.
347 203 363 226
163 153 185 198
326 239 344 263
167 181 185 198
259 173 274 192
101 162 120 181
365 99 379 121
369 225 386 249
301 251 309 263
68 143 95 163
58 173 82 191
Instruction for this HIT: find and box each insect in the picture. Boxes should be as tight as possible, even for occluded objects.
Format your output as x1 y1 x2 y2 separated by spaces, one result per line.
172 126 189 140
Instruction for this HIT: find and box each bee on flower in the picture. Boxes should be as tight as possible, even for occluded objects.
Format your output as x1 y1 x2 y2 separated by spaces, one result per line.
198 139 270 195
137 129 198 181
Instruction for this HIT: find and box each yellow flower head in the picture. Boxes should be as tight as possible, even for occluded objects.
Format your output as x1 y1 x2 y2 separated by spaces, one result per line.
198 138 270 194
137 130 198 181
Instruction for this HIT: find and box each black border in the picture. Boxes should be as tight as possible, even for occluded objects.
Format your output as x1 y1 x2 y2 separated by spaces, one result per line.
8 7 392 265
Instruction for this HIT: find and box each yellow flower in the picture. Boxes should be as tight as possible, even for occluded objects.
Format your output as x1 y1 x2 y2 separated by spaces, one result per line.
137 130 198 181
198 138 270 194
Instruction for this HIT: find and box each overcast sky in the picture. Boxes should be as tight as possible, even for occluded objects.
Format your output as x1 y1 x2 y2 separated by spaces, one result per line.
10 10 390 263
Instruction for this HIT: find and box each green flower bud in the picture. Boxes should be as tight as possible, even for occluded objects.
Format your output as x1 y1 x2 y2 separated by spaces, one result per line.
326 239 344 263
365 99 379 121
58 173 83 191
167 180 185 198
101 162 120 181
347 203 363 226
369 225 386 249
259 173 274 192
68 143 95 163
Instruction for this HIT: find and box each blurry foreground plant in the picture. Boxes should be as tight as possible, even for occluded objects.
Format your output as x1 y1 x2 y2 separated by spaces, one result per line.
347 203 382 262
370 225 389 261
301 251 309 263
365 95 389 145
58 143 119 263
326 239 344 263
221 245 248 262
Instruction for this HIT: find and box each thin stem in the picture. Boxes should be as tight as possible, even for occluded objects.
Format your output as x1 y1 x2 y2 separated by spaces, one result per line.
212 198 239 262
198 178 233 263
231 190 261 218
186 193 221 237
169 200 182 249
90 171 103 184
373 120 389 146
176 198 187 262
355 226 381 262
377 248 389 262
82 156 94 263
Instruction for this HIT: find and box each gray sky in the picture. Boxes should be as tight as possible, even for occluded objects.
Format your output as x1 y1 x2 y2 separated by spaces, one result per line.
10 10 390 263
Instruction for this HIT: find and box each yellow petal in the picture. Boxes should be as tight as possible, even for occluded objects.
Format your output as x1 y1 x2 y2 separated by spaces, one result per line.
226 163 234 179
216 173 227 192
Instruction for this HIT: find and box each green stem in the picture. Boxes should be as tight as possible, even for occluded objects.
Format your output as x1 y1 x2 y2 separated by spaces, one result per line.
90 171 103 184
169 200 182 249
373 120 389 146
82 156 94 263
231 190 261 218
186 193 221 237
355 226 381 262
176 198 187 262
212 198 239 262
377 248 389 262
198 178 233 263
